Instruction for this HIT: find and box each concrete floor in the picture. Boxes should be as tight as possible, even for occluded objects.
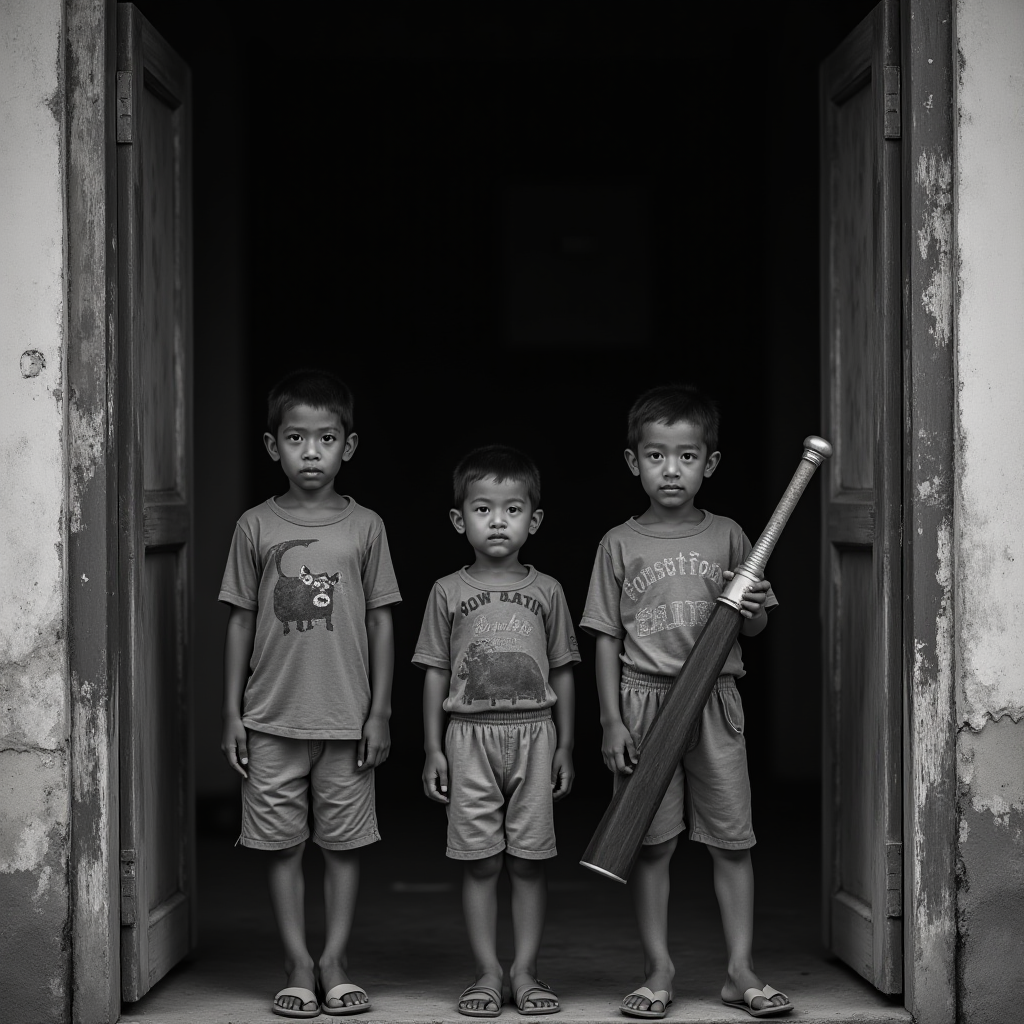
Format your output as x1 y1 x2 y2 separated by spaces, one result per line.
120 800 911 1024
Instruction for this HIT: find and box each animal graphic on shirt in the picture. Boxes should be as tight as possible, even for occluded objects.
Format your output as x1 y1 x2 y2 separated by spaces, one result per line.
268 539 341 635
457 639 547 706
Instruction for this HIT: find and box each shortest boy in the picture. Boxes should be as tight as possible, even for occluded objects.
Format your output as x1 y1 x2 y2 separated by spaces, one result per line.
219 370 401 1018
415 446 580 1017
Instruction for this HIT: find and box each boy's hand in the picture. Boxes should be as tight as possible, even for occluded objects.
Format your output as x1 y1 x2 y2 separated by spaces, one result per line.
722 570 771 619
358 713 390 770
601 718 638 775
221 716 249 779
422 750 449 803
551 747 574 801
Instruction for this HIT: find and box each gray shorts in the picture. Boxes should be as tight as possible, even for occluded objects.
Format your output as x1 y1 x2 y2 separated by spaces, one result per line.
239 731 380 852
445 708 557 861
615 669 755 849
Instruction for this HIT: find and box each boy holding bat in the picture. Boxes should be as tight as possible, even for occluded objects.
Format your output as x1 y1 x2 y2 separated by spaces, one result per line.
580 385 793 1019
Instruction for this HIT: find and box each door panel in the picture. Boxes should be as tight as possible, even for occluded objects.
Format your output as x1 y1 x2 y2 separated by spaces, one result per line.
820 0 902 995
117 4 195 1002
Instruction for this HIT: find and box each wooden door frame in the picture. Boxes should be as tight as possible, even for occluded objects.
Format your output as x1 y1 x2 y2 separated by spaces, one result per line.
62 0 957 1021
899 1 957 1021
67 1 122 1022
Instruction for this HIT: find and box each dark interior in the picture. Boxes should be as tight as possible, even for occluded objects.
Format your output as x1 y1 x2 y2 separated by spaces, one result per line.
135 0 875 925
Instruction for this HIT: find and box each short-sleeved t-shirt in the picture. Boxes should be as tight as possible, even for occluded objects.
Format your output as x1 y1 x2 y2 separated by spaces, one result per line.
413 566 581 713
580 512 777 679
218 497 401 739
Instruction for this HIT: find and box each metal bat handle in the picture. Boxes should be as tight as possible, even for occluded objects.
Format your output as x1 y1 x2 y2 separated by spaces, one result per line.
718 436 833 610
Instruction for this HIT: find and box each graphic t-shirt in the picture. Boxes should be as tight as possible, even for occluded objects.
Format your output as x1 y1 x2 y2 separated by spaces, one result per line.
580 512 778 679
218 497 401 739
413 566 581 713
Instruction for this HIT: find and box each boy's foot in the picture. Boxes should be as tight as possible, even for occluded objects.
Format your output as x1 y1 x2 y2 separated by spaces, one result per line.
458 970 506 1016
621 967 674 1017
320 960 371 1014
721 970 793 1017
511 973 560 1015
273 963 319 1018
620 987 672 1020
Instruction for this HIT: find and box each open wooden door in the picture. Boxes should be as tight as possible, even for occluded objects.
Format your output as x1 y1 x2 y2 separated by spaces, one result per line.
116 4 196 1002
819 0 903 995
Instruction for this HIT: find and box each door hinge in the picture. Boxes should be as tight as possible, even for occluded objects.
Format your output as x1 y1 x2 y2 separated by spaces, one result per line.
884 65 901 139
885 842 902 917
116 71 133 144
120 848 137 925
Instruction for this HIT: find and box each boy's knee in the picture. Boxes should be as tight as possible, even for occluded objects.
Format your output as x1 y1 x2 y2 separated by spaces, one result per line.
504 854 544 880
639 836 678 862
268 840 306 863
465 853 503 880
708 845 750 866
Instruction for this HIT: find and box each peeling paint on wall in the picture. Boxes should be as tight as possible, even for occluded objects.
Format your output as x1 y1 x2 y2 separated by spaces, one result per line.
955 0 1024 1018
911 517 956 967
0 0 71 1017
915 150 953 348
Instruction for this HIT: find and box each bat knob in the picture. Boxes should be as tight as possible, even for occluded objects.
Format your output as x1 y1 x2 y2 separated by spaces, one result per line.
802 436 833 465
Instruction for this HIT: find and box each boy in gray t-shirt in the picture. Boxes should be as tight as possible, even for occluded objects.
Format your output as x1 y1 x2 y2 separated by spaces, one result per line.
581 385 793 1020
219 371 400 1018
415 446 579 1017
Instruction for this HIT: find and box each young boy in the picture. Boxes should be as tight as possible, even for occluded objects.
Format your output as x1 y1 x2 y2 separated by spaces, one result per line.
415 445 579 1017
219 370 400 1018
580 385 793 1020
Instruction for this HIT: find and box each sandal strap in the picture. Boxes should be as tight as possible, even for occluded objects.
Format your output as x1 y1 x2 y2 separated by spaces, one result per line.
275 987 318 1007
460 985 502 1004
323 983 368 1002
622 987 671 1009
516 981 557 1005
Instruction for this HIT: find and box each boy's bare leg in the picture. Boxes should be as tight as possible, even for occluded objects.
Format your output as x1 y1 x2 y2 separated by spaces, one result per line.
507 855 557 1011
624 837 677 1015
266 842 318 1015
460 853 505 1013
710 847 789 1011
319 848 368 1010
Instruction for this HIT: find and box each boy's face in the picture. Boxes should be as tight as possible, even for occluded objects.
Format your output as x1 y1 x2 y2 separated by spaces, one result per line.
263 403 357 491
450 475 543 559
624 418 720 509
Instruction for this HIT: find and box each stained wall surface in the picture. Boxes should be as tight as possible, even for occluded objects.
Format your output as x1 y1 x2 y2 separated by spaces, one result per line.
955 0 1024 1017
0 1 71 1020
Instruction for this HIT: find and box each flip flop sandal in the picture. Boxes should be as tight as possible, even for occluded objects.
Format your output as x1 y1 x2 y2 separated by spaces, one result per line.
321 982 372 1016
620 986 672 1019
514 979 560 1016
272 986 320 1018
722 985 794 1018
458 982 504 1018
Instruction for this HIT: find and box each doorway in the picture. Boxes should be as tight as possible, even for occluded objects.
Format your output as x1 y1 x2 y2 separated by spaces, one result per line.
116 3 907 1020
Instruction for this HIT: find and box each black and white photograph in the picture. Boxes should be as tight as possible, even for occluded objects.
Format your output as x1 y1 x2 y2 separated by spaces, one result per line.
0 2 1021 1023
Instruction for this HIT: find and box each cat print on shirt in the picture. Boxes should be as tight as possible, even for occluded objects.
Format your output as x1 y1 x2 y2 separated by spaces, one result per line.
268 538 341 635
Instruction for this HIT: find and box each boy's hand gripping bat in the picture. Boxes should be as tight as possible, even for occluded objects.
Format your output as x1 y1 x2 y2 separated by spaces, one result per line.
580 436 833 882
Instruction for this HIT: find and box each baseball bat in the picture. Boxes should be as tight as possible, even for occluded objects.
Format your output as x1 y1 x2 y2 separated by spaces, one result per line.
580 436 833 882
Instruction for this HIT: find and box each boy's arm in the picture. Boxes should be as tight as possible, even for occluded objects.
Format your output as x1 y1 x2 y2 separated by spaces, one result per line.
550 665 575 800
359 606 395 770
594 632 637 774
221 605 256 778
421 667 450 803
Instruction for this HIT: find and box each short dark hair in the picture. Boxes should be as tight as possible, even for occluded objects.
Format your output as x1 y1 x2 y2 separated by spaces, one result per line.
453 445 541 509
266 369 354 437
626 384 720 453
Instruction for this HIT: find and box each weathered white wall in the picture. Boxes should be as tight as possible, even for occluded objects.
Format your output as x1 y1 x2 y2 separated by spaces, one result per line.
955 0 1024 1017
0 0 71 1019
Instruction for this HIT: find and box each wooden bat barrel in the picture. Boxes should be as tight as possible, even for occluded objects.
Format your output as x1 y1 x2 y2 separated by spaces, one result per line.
580 436 832 882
